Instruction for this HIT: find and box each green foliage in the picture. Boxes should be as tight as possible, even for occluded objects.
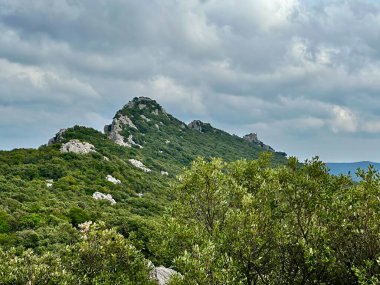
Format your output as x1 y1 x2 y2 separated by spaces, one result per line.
0 222 154 285
8 97 371 284
0 210 11 233
68 207 90 226
155 155 380 285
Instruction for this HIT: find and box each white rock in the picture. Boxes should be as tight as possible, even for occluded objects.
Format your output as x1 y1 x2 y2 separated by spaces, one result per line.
140 114 151 122
150 266 179 285
78 221 92 234
138 103 146 110
127 135 143 148
118 114 137 129
103 156 110 161
155 124 160 130
161 171 169 176
92 192 116 205
60 140 96 154
158 150 163 154
129 159 151 172
106 175 121 184
165 140 170 144
137 193 144 198
152 109 159 115
46 179 53 188
104 114 137 147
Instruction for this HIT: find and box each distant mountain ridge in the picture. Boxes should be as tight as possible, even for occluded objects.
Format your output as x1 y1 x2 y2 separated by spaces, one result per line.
327 161 380 180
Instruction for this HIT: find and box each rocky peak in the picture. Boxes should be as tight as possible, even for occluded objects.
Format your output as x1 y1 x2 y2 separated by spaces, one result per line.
124 97 166 114
188 120 204 132
48 128 67 145
243 133 259 144
243 133 274 152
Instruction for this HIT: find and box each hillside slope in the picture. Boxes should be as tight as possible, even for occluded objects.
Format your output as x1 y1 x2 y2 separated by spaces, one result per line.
0 97 287 254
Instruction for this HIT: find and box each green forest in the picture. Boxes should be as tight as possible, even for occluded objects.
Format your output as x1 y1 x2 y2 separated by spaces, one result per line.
1 98 379 284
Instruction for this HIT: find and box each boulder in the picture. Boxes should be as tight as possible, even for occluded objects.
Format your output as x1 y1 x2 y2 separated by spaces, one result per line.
92 192 116 205
46 179 53 188
129 159 151 172
150 265 180 285
106 175 121 184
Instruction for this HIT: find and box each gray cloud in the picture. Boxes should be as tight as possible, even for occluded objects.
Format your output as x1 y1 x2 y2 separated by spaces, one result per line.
1 0 380 161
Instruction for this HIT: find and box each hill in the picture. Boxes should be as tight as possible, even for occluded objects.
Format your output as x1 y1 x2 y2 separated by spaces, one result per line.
0 97 287 254
327 161 380 181
2 97 380 284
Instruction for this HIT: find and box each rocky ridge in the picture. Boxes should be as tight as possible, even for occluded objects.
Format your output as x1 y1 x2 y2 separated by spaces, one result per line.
243 133 275 152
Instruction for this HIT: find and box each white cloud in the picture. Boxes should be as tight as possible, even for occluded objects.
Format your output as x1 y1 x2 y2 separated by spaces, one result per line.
143 75 207 116
0 58 99 104
1 0 380 160
330 106 358 133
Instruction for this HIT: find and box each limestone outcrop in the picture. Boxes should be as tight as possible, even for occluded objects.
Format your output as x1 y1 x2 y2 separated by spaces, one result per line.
129 159 151 172
92 192 116 205
106 175 121 184
187 120 203 132
46 179 53 188
243 133 274 152
104 114 137 147
60 140 96 154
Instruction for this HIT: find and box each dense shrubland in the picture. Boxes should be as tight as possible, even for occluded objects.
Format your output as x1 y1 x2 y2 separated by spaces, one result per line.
1 152 380 284
0 98 377 284
154 154 380 285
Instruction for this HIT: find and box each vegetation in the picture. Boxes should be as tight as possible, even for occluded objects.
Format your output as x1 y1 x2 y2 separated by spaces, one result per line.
1 97 379 284
154 155 380 285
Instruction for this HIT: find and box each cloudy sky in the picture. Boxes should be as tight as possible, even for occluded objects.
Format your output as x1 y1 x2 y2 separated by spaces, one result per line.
1 0 380 162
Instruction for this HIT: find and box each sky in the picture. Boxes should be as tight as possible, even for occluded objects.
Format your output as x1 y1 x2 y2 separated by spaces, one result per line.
1 0 380 162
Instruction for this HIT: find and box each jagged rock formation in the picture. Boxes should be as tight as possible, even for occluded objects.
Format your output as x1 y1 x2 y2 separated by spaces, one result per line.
60 140 96 154
150 265 180 285
129 159 151 172
188 120 203 132
161 171 169 176
243 133 274 152
106 175 121 184
187 120 224 135
104 114 138 147
48 128 67 145
92 192 116 205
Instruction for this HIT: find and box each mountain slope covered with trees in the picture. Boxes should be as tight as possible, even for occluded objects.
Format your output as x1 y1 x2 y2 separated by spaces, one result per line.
0 97 379 284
